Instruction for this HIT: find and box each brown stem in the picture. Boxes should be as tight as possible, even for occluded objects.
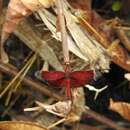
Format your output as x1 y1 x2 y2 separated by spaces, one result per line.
0 61 64 101
56 0 69 63
84 108 128 130
117 29 130 52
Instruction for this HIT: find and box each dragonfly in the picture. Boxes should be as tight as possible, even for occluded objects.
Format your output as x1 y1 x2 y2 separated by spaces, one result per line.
41 64 94 97
42 0 94 98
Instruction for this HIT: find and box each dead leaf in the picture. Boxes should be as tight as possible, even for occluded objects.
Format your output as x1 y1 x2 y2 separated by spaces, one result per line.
1 0 55 63
109 98 130 121
0 121 47 130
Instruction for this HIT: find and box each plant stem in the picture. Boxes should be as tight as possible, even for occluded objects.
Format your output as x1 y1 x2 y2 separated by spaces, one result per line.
56 0 69 64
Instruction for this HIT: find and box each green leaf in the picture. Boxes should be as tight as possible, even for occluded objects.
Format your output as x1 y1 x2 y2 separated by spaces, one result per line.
112 0 122 12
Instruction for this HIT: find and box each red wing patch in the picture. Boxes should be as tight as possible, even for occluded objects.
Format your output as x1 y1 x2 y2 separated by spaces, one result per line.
41 70 94 97
70 70 94 87
41 71 65 81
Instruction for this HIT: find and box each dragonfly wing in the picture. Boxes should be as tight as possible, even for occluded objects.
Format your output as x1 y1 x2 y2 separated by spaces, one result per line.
41 71 71 96
70 70 94 87
49 78 66 88
41 71 67 88
41 71 65 81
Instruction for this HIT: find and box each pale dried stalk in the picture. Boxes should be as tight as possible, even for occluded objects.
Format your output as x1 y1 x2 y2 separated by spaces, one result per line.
5 88 14 106
56 0 69 63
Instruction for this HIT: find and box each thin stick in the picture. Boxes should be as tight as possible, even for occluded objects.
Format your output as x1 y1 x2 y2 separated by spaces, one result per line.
5 88 13 106
56 0 69 63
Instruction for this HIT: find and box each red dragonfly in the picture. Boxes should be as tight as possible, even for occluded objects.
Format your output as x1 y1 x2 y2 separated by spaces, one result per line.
41 69 94 97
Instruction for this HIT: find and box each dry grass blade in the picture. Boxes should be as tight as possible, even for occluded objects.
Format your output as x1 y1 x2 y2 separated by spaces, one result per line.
0 53 36 98
14 53 37 91
5 88 14 106
5 53 37 106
